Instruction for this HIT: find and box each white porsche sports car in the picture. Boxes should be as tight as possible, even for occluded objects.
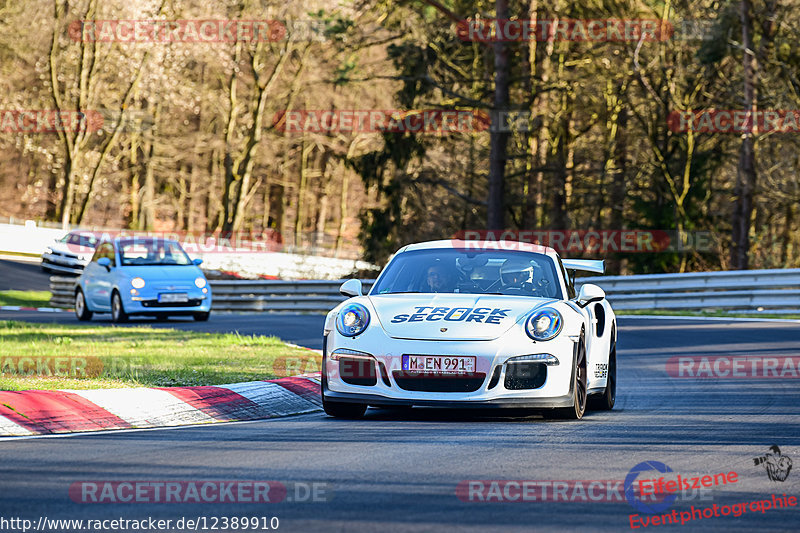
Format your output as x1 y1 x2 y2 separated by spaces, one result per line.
322 240 617 420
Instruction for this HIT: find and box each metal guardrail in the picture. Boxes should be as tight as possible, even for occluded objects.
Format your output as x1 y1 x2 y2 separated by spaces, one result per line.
49 269 800 314
574 268 800 312
49 276 79 309
48 277 376 313
209 280 375 312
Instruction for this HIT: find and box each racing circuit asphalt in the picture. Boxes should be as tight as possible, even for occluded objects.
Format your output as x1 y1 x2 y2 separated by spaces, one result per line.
0 315 799 532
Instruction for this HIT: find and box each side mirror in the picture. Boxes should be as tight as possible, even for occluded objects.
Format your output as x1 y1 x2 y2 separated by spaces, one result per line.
577 283 605 308
97 257 111 271
193 258 203 266
339 279 363 298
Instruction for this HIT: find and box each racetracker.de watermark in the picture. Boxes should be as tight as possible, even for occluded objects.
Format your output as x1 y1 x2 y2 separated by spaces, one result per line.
69 19 329 43
0 356 103 378
273 110 490 134
69 481 329 504
456 19 671 42
453 230 714 254
0 110 103 133
62 230 283 254
456 480 712 503
666 356 800 379
70 20 285 42
668 110 800 133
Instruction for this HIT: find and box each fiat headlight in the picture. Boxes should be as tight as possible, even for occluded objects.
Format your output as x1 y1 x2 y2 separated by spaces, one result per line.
336 303 370 337
131 277 145 289
195 277 207 289
525 309 562 341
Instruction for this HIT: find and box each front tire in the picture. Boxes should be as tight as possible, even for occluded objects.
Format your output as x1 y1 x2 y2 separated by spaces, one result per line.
74 290 93 321
193 311 210 322
323 397 368 418
321 358 367 418
589 327 616 411
544 333 587 420
111 291 128 323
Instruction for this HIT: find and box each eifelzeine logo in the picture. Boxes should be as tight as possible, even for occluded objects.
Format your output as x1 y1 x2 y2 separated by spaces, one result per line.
754 446 792 482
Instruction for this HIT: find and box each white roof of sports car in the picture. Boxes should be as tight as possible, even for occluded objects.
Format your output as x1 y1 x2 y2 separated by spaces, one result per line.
398 239 559 256
395 240 605 274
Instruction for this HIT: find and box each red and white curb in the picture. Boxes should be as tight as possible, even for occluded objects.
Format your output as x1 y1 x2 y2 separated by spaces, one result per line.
0 374 322 437
0 306 71 312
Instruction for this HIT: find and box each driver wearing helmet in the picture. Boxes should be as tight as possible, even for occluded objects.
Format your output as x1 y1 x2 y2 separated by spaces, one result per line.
499 258 536 294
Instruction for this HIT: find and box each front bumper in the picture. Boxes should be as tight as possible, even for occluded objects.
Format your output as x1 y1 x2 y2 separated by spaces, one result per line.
124 290 211 315
322 325 578 408
41 254 87 275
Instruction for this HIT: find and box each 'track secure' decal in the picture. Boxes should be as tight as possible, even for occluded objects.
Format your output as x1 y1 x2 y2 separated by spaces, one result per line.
390 307 512 324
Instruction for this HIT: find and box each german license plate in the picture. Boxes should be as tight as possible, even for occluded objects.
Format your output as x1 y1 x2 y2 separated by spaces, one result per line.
158 293 188 303
402 355 476 374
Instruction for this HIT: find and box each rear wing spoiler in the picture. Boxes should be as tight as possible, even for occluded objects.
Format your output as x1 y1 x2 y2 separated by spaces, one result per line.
562 259 605 274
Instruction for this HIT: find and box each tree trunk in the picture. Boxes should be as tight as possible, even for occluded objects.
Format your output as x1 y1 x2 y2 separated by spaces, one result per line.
549 94 571 229
336 168 348 257
780 203 794 266
294 137 312 246
731 0 758 270
487 0 510 230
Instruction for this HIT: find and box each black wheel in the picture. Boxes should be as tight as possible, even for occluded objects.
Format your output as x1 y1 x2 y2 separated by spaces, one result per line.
373 405 414 412
111 291 128 323
193 311 210 322
323 398 367 418
321 359 367 418
589 327 616 411
544 333 587 420
74 290 93 321
42 265 52 274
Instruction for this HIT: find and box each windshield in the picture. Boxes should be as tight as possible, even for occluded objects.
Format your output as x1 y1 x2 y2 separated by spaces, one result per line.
119 239 192 266
66 233 98 248
371 248 563 299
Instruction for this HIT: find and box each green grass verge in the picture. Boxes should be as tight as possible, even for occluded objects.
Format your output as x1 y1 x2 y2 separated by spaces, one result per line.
0 290 52 308
0 251 40 258
0 320 320 390
619 309 800 319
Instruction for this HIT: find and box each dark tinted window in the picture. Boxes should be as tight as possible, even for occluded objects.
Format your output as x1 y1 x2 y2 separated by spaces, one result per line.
371 248 562 299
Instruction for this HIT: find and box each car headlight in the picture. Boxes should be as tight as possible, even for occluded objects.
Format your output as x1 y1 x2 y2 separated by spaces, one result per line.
131 277 145 289
45 247 53 255
525 308 562 341
336 303 370 337
195 277 207 289
506 353 559 366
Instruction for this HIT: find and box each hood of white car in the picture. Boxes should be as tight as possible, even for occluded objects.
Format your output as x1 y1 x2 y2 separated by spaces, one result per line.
368 293 556 341
48 242 94 261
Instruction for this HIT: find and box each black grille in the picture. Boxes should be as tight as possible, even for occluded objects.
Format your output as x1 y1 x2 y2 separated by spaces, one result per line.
141 299 203 308
392 371 486 392
504 362 547 390
487 366 502 389
339 357 377 386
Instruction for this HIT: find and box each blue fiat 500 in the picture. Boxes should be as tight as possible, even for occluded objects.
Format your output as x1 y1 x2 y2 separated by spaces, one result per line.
74 237 211 322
